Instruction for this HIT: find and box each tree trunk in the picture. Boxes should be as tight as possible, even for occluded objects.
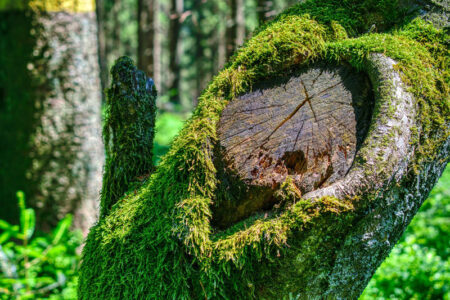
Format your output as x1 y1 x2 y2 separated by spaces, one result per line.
96 0 108 101
168 0 183 104
0 2 104 235
216 16 227 72
226 0 245 58
79 0 448 298
257 0 273 25
111 0 121 59
138 0 159 82
100 57 157 217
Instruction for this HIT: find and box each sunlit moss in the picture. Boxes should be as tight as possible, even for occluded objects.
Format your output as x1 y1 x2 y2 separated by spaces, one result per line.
100 56 157 217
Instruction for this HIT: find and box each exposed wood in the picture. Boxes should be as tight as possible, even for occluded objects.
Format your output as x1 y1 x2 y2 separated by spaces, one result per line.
213 65 374 227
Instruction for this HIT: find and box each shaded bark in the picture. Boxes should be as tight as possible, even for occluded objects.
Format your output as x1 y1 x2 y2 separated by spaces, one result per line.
168 0 183 104
96 0 108 101
100 57 157 217
257 0 273 25
138 0 157 79
0 5 103 235
226 0 245 58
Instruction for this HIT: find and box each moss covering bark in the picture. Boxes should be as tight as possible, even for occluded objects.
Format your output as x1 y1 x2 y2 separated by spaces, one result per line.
79 0 448 298
101 57 157 217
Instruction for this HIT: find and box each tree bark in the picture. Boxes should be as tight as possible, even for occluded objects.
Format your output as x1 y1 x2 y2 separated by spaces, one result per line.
96 0 108 101
0 2 103 235
253 53 448 298
138 0 158 81
168 0 183 104
226 0 245 58
257 0 273 25
79 0 448 298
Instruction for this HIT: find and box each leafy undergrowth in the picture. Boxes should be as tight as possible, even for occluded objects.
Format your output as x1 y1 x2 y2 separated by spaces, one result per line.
153 112 187 165
0 192 82 300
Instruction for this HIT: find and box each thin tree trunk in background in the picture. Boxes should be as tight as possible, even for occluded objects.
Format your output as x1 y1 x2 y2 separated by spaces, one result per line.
257 0 274 25
168 0 183 104
226 0 245 59
111 0 121 59
236 0 245 46
216 13 227 73
226 0 236 58
138 0 157 79
193 1 205 103
153 2 161 92
96 0 108 101
217 28 227 70
0 2 104 235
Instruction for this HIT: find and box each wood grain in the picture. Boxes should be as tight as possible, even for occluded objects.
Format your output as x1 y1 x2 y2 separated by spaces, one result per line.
213 65 374 227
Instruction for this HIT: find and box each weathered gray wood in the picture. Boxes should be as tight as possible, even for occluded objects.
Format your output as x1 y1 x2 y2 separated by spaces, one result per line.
213 65 373 227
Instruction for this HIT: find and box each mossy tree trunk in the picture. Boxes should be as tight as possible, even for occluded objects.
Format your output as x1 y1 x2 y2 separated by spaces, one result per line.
0 0 103 234
79 0 448 298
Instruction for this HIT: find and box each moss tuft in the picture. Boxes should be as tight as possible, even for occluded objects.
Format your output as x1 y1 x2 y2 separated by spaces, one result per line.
100 57 157 217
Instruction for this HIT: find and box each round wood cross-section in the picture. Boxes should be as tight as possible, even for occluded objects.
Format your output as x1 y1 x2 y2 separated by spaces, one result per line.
213 65 374 228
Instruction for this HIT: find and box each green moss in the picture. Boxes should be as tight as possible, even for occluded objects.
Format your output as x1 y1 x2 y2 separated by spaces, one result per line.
79 1 448 298
100 57 157 217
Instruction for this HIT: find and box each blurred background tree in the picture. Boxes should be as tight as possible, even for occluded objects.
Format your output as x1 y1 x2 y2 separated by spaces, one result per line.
0 0 448 298
97 0 298 110
0 0 103 235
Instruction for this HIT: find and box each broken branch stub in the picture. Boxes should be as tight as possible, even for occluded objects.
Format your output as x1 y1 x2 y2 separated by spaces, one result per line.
100 57 157 217
213 65 374 227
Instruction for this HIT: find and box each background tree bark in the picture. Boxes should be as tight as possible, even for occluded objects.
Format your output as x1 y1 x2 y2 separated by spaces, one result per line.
0 1 103 235
226 0 245 58
168 0 183 104
257 0 273 25
138 0 160 86
95 0 108 101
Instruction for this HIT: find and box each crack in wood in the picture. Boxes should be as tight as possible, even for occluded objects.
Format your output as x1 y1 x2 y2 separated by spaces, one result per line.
213 65 374 228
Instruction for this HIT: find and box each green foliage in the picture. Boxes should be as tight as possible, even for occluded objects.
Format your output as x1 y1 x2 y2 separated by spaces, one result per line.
0 192 82 299
362 166 450 299
153 111 187 165
79 0 449 298
101 56 157 217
